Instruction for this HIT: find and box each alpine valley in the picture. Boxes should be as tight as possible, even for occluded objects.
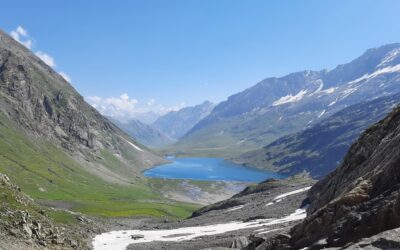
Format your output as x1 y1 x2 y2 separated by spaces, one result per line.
1 10 400 250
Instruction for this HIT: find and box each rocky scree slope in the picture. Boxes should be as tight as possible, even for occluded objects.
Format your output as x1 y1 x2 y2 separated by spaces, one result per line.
0 29 164 183
272 105 400 249
177 44 400 156
0 173 91 249
236 92 400 179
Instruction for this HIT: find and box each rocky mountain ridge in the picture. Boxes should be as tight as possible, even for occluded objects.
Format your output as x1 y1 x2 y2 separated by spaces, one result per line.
236 92 400 178
176 44 400 157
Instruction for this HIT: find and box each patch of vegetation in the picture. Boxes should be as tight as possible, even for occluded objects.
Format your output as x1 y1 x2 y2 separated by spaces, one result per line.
46 210 76 224
0 112 199 220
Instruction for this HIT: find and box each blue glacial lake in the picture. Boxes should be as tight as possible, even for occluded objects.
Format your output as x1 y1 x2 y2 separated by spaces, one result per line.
143 157 286 182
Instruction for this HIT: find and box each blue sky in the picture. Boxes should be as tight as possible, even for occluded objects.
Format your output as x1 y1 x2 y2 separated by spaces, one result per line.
2 0 400 118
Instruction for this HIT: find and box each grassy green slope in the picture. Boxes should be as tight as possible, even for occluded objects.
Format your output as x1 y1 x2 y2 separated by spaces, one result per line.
0 112 198 219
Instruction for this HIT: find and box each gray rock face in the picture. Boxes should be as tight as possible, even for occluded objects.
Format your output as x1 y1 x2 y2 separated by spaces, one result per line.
237 92 400 179
288 106 400 248
338 227 400 250
178 44 400 156
0 173 90 249
231 236 249 248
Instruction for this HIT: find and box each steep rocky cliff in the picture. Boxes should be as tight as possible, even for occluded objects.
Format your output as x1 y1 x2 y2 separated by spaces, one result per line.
288 105 400 248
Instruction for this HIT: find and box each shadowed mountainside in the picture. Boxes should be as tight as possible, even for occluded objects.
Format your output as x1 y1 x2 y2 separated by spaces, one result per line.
236 92 400 178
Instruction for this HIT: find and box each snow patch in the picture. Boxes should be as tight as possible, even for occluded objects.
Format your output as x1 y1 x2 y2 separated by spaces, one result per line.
328 98 338 107
272 90 308 106
347 64 400 85
254 228 281 235
273 186 311 201
316 86 336 98
318 110 326 118
378 48 400 68
121 137 143 152
226 205 244 212
92 208 307 250
315 80 324 92
322 88 336 94
265 186 312 207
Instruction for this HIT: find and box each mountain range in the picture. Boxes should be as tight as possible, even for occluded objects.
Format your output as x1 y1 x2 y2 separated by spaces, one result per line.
173 43 400 157
107 101 214 148
236 92 400 178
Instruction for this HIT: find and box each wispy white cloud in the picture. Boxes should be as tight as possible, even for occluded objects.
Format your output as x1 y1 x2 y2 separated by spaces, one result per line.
158 102 186 114
10 26 72 82
16 26 28 36
10 25 32 49
86 93 139 118
86 94 186 120
147 98 156 106
35 51 56 67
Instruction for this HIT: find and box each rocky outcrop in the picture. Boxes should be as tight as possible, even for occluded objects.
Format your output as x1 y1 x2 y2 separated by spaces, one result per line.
338 227 400 249
287 106 400 248
0 173 89 249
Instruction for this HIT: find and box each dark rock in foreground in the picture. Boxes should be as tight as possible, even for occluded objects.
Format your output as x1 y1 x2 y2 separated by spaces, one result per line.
290 106 400 249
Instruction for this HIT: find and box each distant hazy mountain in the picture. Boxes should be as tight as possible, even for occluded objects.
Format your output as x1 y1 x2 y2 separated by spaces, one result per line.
109 117 175 148
131 111 160 124
236 92 400 178
153 101 215 139
176 44 400 156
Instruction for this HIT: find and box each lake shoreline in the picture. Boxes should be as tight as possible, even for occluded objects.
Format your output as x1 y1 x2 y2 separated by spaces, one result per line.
142 157 286 182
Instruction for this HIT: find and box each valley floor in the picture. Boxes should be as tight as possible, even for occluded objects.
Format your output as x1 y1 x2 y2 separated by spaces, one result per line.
92 175 314 250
